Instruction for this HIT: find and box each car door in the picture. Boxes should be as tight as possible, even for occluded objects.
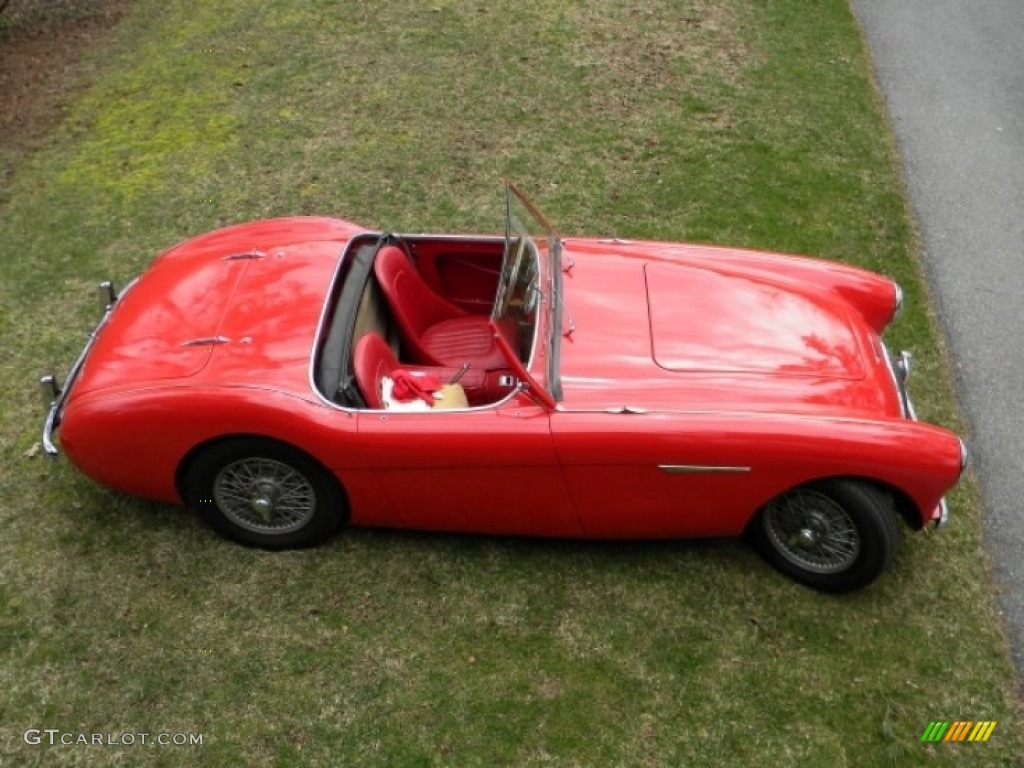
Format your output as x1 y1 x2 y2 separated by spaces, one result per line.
356 400 582 537
551 410 772 539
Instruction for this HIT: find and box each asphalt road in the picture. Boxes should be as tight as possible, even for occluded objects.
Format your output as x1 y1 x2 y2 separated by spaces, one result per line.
851 1 1024 676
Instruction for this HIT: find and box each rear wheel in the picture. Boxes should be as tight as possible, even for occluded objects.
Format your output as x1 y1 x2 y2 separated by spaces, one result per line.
749 479 900 592
184 438 346 549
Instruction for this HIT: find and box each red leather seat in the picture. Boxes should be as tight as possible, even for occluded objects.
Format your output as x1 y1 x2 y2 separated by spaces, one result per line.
352 332 512 408
352 332 398 409
373 245 510 369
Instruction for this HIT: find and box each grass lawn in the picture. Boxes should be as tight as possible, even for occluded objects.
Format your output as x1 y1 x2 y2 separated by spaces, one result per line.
1 0 1020 765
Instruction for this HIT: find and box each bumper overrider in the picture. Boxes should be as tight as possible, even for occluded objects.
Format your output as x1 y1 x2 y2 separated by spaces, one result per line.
939 437 970 528
39 279 136 457
882 342 968 529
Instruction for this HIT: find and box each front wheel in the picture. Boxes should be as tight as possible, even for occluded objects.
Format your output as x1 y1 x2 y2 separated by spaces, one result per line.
184 438 346 549
748 479 900 592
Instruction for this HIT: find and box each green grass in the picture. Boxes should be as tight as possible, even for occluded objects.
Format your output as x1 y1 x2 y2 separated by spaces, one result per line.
1 0 1020 765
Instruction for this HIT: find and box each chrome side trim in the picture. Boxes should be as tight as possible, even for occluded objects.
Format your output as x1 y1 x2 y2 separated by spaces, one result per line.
605 405 648 415
40 277 139 457
658 465 751 474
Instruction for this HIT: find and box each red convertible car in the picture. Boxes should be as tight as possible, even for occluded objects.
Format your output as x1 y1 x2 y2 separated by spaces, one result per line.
40 184 966 591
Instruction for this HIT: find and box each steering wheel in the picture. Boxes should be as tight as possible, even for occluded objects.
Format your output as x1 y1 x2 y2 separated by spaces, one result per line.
497 236 527 316
522 272 541 313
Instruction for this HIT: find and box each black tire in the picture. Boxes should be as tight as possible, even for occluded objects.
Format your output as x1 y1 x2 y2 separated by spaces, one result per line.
748 479 900 593
183 438 346 549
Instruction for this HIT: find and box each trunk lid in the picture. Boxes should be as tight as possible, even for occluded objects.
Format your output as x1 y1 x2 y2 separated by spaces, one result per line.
68 217 362 398
72 257 247 394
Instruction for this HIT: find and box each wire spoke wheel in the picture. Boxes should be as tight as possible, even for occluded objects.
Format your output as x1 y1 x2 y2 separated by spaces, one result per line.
187 438 346 548
763 489 861 574
750 479 900 592
214 457 317 534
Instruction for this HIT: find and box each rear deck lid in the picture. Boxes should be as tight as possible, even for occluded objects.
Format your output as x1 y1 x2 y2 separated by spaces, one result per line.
72 258 247 394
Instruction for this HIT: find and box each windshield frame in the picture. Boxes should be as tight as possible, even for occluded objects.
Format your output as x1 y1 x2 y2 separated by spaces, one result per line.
501 182 563 403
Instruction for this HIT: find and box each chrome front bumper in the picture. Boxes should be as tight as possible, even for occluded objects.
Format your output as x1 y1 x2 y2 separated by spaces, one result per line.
39 279 136 457
886 347 915 420
936 437 970 528
882 343 968 530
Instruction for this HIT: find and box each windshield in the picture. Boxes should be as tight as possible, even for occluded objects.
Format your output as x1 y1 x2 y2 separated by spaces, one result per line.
496 183 563 399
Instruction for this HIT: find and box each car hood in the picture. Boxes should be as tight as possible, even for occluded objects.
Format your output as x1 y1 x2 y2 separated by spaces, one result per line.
71 217 363 397
645 261 864 380
555 241 901 418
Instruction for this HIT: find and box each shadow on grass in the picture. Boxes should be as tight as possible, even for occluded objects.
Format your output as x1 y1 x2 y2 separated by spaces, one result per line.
46 483 796 597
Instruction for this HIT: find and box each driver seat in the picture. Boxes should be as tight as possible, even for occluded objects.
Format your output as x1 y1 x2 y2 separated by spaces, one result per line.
373 245 509 369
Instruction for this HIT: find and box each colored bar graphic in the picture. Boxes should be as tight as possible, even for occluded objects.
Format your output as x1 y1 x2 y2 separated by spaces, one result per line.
969 722 998 742
922 720 997 742
920 721 949 742
945 721 972 741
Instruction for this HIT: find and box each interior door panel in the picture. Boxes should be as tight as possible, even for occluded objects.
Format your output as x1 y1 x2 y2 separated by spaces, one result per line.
435 254 502 313
408 238 504 314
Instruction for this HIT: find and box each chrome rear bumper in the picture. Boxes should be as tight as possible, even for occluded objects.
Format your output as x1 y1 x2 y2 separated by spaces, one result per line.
39 278 136 457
